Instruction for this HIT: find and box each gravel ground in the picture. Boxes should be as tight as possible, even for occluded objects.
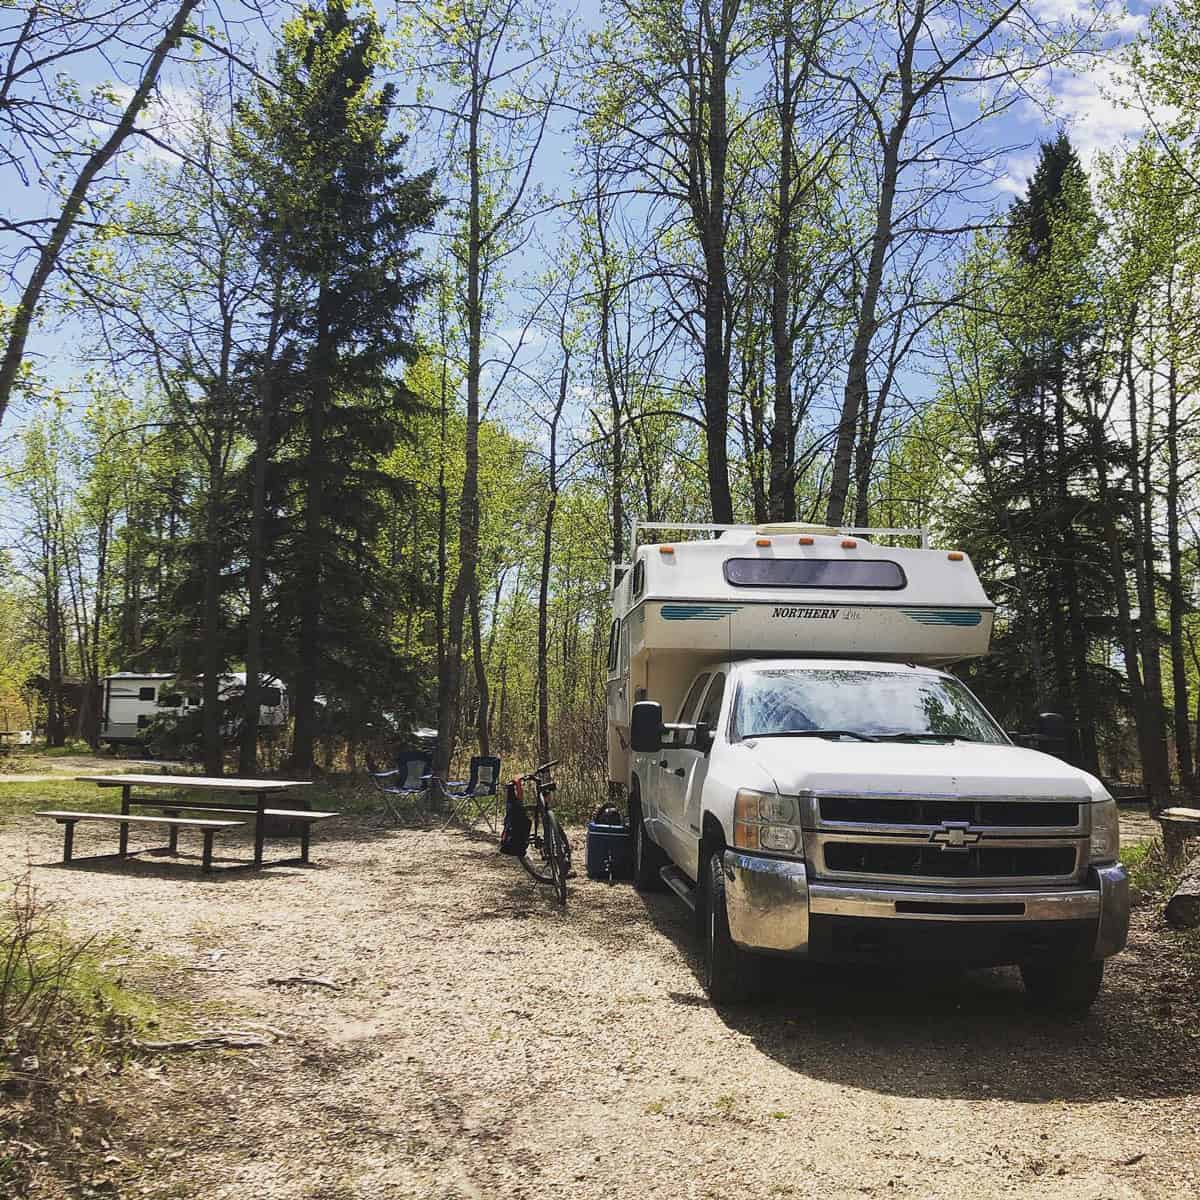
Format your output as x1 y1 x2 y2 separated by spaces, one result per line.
3 805 1199 1200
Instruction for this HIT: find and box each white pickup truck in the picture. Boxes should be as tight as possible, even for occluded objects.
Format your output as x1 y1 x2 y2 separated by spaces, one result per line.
607 523 1129 1010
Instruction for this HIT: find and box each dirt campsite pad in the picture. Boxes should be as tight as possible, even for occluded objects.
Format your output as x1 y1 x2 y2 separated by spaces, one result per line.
3 802 1199 1200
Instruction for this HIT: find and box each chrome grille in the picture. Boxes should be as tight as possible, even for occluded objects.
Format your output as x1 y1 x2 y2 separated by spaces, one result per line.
803 791 1088 887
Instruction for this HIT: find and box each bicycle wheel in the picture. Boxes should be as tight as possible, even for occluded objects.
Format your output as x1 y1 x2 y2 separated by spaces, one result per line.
544 809 570 906
518 807 556 884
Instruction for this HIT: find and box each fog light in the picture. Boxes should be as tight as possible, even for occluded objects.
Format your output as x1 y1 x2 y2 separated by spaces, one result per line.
760 825 797 853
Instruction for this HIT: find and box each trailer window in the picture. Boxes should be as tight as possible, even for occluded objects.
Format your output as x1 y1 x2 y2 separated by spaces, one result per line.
160 693 183 708
137 714 150 728
723 558 906 590
138 686 157 701
632 560 645 598
607 620 621 672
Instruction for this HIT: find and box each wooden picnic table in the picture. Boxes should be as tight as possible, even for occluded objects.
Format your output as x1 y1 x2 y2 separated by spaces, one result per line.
75 774 317 868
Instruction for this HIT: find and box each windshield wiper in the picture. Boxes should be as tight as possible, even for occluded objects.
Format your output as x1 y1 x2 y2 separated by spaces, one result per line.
751 729 879 742
873 732 973 743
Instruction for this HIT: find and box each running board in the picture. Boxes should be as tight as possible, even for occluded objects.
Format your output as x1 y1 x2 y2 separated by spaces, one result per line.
660 865 697 912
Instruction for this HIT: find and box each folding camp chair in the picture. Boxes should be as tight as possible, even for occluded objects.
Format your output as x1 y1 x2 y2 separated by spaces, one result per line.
367 749 433 824
442 755 502 833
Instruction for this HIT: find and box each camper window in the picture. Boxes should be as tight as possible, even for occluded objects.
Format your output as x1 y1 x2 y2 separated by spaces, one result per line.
138 686 157 701
607 620 621 672
723 558 906 590
161 693 183 708
632 560 645 598
137 714 150 728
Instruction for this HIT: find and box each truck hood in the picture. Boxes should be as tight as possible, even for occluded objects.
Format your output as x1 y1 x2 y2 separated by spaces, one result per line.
740 737 1104 801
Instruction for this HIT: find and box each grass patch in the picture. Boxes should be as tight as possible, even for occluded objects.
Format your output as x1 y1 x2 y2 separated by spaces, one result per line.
1120 839 1200 975
1120 838 1190 900
1 873 158 1197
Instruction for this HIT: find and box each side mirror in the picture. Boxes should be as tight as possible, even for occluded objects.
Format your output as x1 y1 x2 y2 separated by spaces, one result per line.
630 701 663 754
1036 711 1067 742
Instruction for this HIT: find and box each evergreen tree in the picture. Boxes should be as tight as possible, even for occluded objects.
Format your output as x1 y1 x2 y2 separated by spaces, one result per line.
949 135 1122 770
235 0 441 770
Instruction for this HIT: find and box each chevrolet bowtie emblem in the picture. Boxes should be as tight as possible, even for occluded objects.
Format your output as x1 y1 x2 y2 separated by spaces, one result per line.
929 823 981 851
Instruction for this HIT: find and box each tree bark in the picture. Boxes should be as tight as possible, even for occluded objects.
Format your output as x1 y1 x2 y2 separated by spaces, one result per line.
239 292 281 777
291 290 332 773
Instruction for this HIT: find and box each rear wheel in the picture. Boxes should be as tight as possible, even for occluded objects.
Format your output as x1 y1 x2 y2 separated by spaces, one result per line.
631 794 667 891
1020 959 1104 1015
701 851 760 1006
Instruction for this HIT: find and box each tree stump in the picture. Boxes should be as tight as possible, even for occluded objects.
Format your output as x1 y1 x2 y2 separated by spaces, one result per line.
1165 850 1200 930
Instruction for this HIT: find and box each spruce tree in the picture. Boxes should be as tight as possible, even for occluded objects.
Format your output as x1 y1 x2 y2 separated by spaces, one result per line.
234 0 441 770
951 135 1120 769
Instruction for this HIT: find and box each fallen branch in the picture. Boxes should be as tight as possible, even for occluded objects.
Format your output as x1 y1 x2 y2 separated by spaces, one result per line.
266 975 341 990
137 1031 273 1052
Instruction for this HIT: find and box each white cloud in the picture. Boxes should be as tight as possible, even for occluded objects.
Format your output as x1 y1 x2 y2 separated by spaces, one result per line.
997 53 1173 195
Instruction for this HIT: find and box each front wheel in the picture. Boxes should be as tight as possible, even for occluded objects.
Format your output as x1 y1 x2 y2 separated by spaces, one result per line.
1020 959 1104 1015
544 810 570 906
701 851 760 1006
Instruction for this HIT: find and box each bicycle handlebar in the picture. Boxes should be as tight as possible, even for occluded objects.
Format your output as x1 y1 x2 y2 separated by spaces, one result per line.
517 758 560 782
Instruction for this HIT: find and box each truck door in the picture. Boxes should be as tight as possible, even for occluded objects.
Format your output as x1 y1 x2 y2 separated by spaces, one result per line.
659 671 724 880
647 672 708 847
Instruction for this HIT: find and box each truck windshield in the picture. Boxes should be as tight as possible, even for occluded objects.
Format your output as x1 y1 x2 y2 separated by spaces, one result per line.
731 668 1007 744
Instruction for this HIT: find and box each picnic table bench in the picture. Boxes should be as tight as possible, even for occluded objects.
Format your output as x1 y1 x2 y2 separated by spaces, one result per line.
35 774 333 873
36 810 244 872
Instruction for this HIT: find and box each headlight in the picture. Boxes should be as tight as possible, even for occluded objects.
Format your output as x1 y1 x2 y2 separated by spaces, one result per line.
1089 797 1119 864
733 789 803 857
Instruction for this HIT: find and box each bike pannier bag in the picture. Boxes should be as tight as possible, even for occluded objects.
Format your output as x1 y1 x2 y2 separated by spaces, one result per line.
499 782 531 856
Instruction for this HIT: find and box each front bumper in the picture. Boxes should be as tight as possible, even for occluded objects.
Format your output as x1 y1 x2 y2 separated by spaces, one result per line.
722 850 1129 964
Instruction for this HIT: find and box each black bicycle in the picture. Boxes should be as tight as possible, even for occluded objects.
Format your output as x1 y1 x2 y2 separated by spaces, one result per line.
512 759 571 905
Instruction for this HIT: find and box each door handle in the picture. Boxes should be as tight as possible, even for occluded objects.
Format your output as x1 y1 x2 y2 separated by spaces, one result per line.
674 768 685 777
659 759 669 768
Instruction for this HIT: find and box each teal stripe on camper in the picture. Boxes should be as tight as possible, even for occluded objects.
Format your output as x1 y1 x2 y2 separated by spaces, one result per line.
901 609 983 627
661 604 742 621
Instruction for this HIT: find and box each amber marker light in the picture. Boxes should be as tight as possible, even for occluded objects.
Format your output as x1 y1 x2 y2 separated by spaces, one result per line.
841 538 858 549
798 535 814 545
756 537 771 547
659 544 674 555
948 551 965 561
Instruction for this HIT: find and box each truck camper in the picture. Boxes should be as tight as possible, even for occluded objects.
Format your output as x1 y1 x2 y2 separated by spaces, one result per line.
608 522 1128 1011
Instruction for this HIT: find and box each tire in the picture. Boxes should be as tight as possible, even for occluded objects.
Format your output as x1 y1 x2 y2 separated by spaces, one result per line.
631 795 667 891
1020 959 1104 1015
701 851 760 1006
545 810 569 906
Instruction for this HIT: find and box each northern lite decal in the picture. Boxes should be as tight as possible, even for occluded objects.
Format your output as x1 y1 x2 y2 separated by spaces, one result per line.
901 609 983 627
661 604 741 621
772 606 839 620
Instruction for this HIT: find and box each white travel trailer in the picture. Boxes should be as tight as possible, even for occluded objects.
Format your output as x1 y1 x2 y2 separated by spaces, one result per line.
100 671 288 747
608 522 1128 1012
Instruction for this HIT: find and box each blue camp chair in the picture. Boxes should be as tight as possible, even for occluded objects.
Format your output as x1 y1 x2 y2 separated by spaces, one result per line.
368 749 432 824
442 755 502 833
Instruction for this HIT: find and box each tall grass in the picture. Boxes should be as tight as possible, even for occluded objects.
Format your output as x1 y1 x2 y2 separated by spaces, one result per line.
1 873 149 1196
